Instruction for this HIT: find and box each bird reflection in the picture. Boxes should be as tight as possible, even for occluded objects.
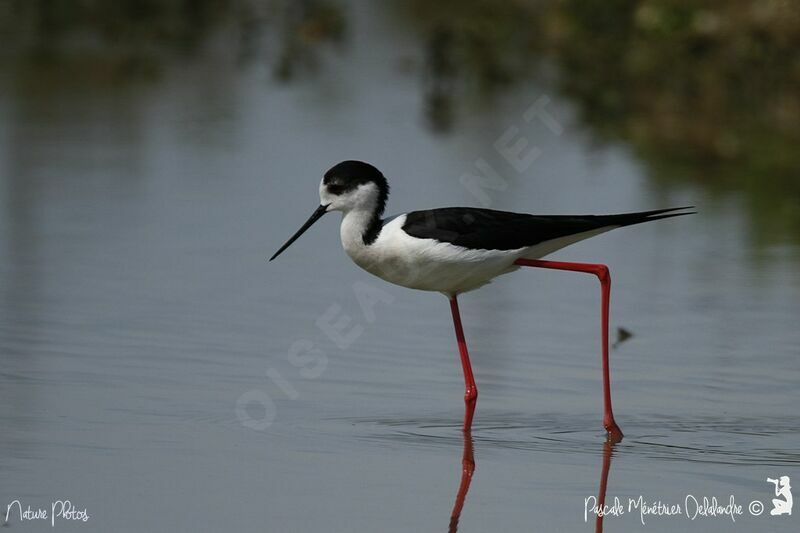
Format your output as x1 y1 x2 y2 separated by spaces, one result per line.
447 416 621 532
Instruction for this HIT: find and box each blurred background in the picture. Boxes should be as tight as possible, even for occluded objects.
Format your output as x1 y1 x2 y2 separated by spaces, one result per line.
1 1 798 532
2 0 798 240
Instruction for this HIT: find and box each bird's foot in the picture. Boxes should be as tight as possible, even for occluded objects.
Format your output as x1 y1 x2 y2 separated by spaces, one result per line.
604 419 624 443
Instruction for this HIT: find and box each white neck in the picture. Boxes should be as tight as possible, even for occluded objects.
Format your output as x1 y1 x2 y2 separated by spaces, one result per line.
340 208 377 253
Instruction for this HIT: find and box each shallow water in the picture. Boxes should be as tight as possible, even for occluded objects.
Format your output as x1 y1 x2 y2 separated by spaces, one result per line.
1 4 799 532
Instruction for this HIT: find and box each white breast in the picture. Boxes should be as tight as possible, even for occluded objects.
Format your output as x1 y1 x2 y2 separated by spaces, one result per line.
341 215 524 296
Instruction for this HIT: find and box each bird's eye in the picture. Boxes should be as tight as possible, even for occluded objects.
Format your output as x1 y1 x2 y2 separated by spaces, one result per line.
327 184 345 195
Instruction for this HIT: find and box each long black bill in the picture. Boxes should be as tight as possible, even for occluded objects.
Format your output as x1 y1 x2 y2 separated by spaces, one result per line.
269 204 329 261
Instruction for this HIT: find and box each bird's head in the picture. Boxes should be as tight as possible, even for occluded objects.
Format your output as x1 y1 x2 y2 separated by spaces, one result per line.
319 160 389 215
270 160 389 261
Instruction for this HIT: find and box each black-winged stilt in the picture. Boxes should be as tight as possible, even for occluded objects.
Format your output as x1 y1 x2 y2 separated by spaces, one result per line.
270 160 694 440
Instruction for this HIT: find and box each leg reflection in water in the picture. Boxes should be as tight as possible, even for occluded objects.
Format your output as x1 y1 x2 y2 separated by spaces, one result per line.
594 438 619 533
448 430 475 533
447 426 620 532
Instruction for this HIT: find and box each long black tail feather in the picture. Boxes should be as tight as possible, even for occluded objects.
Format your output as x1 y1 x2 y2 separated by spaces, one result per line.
603 206 696 227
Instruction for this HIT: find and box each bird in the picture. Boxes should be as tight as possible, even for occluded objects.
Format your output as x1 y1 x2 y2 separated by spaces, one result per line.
270 160 694 441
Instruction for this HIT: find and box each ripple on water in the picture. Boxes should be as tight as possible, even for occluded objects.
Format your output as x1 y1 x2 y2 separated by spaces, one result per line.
338 413 800 466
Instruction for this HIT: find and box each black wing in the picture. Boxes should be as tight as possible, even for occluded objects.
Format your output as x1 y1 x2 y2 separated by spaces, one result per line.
401 207 693 251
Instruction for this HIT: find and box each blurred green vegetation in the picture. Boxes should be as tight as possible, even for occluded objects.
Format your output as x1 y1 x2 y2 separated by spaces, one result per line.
0 0 344 82
542 0 800 244
399 0 800 244
0 0 242 79
396 0 545 132
0 0 798 242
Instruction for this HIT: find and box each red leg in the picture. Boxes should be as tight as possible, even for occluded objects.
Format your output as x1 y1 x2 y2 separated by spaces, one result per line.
514 258 623 440
449 430 475 532
449 296 477 431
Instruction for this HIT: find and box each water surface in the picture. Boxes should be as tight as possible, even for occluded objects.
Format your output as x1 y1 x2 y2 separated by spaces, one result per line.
1 3 799 532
